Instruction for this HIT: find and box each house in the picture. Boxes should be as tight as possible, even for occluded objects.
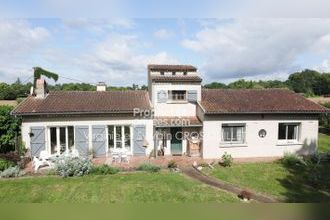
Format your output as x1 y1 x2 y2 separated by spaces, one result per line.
12 64 327 159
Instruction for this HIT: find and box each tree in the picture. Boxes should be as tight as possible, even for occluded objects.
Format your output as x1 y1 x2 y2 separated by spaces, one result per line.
204 82 227 89
0 106 21 153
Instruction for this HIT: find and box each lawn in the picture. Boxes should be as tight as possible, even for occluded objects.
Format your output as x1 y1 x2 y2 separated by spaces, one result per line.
318 133 330 153
207 161 330 202
0 172 239 203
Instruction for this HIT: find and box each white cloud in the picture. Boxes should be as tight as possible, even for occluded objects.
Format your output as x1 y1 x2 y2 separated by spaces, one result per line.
154 29 174 39
315 59 330 73
182 19 330 81
0 20 49 82
72 34 178 85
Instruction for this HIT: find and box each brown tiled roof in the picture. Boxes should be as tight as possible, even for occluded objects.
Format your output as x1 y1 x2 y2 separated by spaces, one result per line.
148 64 197 72
154 116 202 127
150 75 202 83
12 91 151 116
201 89 328 114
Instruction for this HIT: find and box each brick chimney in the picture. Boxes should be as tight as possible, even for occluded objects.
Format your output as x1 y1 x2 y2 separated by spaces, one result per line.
96 82 106 92
35 78 47 98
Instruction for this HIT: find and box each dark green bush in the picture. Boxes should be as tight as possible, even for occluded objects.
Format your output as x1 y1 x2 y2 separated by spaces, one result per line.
90 164 120 175
137 163 161 173
0 158 15 171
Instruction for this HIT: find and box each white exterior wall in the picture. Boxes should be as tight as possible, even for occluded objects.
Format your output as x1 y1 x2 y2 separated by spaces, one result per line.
21 116 154 156
152 83 201 117
202 114 319 159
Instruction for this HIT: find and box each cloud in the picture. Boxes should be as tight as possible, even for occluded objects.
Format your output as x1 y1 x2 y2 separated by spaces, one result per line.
154 29 174 39
315 59 330 73
72 33 178 85
0 19 49 82
182 19 330 81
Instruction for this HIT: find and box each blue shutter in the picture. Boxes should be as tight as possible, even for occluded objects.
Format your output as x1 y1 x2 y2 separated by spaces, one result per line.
92 125 106 157
75 126 89 157
187 90 197 102
157 90 167 103
30 127 45 157
133 125 146 155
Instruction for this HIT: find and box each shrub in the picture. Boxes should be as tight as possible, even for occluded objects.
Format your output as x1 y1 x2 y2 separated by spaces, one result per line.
54 156 92 177
137 163 161 173
167 160 177 169
281 153 304 167
221 152 233 167
0 166 25 178
0 158 15 171
90 164 120 175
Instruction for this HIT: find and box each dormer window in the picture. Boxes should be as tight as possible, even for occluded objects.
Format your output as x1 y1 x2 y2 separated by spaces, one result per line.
172 72 176 75
160 71 164 75
183 71 187 75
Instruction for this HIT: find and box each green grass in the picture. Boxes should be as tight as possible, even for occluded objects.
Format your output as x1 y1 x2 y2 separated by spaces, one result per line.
0 172 238 203
318 133 330 153
208 161 330 202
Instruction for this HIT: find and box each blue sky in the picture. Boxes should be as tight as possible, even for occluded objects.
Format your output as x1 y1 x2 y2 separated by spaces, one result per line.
0 1 330 86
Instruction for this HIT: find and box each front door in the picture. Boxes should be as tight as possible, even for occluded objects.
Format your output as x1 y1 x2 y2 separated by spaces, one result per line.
170 127 182 155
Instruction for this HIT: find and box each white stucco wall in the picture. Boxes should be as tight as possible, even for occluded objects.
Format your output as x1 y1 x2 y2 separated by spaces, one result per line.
21 116 154 156
152 83 201 117
202 114 319 159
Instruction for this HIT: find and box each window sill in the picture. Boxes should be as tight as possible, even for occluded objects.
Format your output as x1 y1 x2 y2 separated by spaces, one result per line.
167 100 188 104
219 143 248 148
276 142 302 146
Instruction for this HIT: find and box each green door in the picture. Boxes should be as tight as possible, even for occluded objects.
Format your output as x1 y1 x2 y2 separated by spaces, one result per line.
171 127 182 155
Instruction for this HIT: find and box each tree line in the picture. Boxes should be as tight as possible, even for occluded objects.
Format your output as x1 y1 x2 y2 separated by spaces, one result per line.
0 69 329 100
204 69 330 96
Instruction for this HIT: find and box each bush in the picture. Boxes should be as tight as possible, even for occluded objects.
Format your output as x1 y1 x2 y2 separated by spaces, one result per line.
90 164 120 175
221 152 233 167
0 158 15 171
54 156 92 177
281 153 304 167
137 163 161 173
0 166 25 178
167 160 177 169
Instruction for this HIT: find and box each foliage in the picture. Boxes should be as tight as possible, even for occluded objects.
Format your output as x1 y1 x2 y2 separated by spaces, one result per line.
137 163 161 173
287 69 330 96
54 156 92 177
167 160 178 169
318 134 330 153
221 152 233 167
0 106 21 153
0 166 25 178
33 67 58 88
204 82 227 89
280 153 305 168
90 164 120 175
0 158 15 171
319 102 330 130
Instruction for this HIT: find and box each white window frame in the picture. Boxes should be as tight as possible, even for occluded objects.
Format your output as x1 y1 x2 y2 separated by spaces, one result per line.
107 125 132 154
221 124 246 145
277 123 300 144
47 126 75 155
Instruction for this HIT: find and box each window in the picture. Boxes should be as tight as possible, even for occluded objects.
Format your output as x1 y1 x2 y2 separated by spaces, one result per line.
169 90 186 101
172 71 176 75
108 125 131 151
278 123 299 141
49 126 75 154
183 71 187 75
222 124 245 144
160 71 164 75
